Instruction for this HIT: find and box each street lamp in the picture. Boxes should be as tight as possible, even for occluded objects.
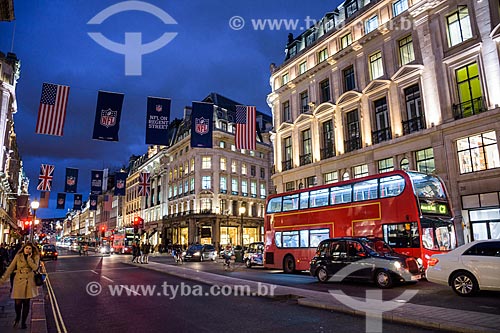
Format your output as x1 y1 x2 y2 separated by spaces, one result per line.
239 206 246 247
30 200 39 243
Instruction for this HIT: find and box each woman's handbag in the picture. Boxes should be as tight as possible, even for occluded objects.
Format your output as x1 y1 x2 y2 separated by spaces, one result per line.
34 271 46 286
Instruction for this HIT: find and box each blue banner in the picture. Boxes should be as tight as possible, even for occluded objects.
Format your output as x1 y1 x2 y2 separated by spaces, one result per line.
73 194 82 211
89 194 98 211
114 171 127 196
190 102 213 148
146 97 171 145
64 168 78 193
92 91 124 141
56 193 66 210
91 170 104 195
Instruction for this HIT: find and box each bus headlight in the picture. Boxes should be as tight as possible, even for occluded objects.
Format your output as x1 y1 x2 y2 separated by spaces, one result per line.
394 261 402 270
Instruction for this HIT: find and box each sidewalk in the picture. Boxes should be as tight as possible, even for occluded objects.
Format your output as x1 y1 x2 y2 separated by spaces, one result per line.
128 260 500 333
0 283 47 333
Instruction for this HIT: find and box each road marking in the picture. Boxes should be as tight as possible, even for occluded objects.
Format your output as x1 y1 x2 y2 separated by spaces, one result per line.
90 270 115 282
46 275 68 333
52 267 138 274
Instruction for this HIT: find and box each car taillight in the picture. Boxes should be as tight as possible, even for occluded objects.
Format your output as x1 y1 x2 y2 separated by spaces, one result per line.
427 257 439 266
55 252 58 255
41 252 45 255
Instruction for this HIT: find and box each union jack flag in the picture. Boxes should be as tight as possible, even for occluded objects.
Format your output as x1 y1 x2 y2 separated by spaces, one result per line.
37 164 54 191
138 172 151 197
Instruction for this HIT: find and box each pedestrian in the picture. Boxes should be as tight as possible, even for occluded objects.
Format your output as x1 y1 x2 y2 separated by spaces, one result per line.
0 242 40 329
143 241 151 264
131 242 139 263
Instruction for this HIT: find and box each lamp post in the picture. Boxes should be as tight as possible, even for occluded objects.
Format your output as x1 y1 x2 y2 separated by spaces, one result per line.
30 200 39 243
239 206 246 247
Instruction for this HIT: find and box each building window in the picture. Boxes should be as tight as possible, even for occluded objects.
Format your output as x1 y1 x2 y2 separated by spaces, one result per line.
300 90 309 113
306 32 316 46
184 162 188 175
200 198 212 212
250 165 256 177
299 61 307 75
285 181 295 191
231 178 238 194
345 0 358 18
283 136 293 171
220 157 227 171
342 171 350 181
219 141 226 148
282 101 291 122
301 129 312 166
446 6 472 47
398 35 414 66
324 171 338 184
345 110 361 152
457 131 500 174
190 177 194 191
319 79 330 103
343 65 356 92
190 158 195 172
251 181 257 197
416 148 435 174
260 183 266 198
403 84 424 135
231 160 237 173
369 51 383 80
231 144 236 151
242 180 248 196
393 0 408 16
321 120 335 159
282 73 289 86
220 121 228 132
378 158 394 173
202 156 211 169
220 176 227 192
340 33 352 49
400 158 410 170
202 176 211 190
372 97 391 144
288 45 297 58
353 164 368 178
325 18 335 32
454 62 483 119
365 15 378 34
242 163 247 175
318 48 328 63
306 176 317 187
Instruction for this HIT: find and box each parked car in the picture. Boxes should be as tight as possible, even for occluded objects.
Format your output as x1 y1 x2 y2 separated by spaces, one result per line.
309 237 423 288
183 244 217 262
244 242 264 268
97 245 113 255
426 239 500 296
41 244 58 261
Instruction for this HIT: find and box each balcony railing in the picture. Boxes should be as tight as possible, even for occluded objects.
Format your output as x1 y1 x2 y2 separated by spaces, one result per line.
402 116 425 135
371 127 392 144
320 145 336 160
344 137 361 152
282 159 293 171
453 97 485 120
299 153 312 166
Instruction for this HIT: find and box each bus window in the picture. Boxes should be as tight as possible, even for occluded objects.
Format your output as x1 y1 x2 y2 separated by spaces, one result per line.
282 194 299 212
310 189 330 207
380 175 405 198
300 230 309 247
330 185 352 204
383 222 420 248
408 172 446 200
275 232 282 247
353 179 378 202
282 230 299 247
310 228 330 247
300 192 309 209
267 197 282 213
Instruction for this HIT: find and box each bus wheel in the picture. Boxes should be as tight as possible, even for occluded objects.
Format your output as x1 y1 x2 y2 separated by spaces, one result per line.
375 270 393 289
283 255 295 274
316 267 330 283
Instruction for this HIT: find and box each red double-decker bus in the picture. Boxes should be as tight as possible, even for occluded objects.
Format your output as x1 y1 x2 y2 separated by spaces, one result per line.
112 227 135 254
264 170 457 273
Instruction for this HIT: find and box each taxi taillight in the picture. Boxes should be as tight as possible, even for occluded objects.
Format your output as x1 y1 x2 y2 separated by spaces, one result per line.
427 258 439 266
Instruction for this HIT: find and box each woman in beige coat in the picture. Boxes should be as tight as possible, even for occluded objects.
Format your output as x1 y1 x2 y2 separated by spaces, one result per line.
0 242 40 329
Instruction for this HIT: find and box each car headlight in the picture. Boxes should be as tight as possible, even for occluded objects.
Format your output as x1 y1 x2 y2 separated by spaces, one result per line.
194 251 201 256
182 251 186 256
394 261 402 269
416 258 423 267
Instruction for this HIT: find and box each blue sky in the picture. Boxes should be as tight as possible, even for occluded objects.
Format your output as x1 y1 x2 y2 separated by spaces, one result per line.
0 0 341 218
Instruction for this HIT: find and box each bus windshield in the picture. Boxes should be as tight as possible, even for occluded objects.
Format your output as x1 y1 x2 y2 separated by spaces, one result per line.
421 217 457 251
408 171 446 200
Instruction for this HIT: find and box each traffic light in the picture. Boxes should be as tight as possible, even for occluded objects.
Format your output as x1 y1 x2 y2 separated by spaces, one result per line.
101 226 105 237
133 216 142 234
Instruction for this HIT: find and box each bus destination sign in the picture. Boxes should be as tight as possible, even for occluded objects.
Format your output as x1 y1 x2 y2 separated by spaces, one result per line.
420 202 448 215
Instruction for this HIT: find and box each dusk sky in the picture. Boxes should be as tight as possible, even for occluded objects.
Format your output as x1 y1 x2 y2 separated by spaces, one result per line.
0 0 342 218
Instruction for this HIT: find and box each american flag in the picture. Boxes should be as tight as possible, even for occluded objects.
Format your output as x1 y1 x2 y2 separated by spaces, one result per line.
103 194 113 212
37 164 54 191
235 105 256 150
138 172 151 197
36 83 70 136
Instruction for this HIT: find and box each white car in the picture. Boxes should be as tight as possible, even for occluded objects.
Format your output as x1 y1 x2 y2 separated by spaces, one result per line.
426 239 500 296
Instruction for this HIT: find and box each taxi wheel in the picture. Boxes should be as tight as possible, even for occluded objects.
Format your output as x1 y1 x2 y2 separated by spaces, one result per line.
245 259 252 268
316 267 330 283
375 270 393 289
451 271 478 297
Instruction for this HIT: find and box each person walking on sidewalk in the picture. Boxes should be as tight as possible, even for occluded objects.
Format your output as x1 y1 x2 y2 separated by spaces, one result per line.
0 242 40 329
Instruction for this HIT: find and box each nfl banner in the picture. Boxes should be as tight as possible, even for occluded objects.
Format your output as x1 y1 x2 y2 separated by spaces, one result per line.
145 97 171 145
56 193 66 209
91 170 104 195
89 194 98 211
92 91 124 141
64 168 79 193
73 194 83 211
190 102 213 148
114 171 127 196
